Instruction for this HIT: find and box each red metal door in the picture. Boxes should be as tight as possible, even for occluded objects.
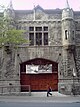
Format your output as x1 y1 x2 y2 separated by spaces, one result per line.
20 58 58 91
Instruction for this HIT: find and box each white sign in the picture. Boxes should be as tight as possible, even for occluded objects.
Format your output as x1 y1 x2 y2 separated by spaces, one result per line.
26 64 52 74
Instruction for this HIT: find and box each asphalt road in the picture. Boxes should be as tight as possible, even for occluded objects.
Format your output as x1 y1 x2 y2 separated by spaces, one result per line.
0 102 80 107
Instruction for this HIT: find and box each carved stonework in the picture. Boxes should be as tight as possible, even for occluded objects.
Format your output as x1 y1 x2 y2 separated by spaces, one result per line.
1 3 80 95
4 60 15 78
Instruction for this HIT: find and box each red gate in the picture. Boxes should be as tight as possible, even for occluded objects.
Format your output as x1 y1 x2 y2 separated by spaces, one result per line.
20 58 58 91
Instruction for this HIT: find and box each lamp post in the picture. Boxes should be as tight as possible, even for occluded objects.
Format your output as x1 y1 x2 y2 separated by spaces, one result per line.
72 68 76 96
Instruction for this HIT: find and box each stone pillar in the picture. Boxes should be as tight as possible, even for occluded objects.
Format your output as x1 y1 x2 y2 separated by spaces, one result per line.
0 45 20 94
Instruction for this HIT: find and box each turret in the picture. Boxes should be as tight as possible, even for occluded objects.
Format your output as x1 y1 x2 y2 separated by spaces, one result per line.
4 0 15 19
62 0 74 20
59 1 77 95
62 0 75 50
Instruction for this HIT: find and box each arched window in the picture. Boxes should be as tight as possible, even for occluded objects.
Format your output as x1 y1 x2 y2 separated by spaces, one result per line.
65 30 68 40
72 31 75 40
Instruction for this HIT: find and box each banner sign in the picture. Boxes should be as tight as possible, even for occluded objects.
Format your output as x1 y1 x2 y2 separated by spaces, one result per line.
26 64 52 74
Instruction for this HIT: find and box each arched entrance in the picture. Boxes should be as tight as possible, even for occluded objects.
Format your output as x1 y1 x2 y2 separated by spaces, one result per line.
20 58 58 92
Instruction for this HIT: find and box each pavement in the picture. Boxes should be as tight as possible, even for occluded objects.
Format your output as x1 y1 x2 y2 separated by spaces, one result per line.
0 92 80 103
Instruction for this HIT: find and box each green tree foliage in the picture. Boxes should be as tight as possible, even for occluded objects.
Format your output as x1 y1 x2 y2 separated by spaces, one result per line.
0 5 28 46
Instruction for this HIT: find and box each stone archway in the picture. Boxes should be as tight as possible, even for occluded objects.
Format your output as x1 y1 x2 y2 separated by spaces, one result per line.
20 58 58 92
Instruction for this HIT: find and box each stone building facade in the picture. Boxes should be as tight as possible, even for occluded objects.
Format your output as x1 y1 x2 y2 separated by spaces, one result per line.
0 0 80 95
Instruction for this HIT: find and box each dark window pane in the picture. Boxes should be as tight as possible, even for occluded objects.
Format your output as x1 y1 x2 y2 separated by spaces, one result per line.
35 27 42 31
44 26 48 31
29 33 34 45
44 33 48 45
72 31 74 40
65 30 68 40
36 33 42 45
29 27 34 31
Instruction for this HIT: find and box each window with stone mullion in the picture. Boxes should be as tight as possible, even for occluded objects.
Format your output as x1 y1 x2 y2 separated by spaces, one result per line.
36 33 42 45
29 33 34 45
44 33 48 45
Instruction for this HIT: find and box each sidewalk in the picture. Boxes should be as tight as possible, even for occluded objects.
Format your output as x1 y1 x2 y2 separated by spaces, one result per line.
0 92 80 103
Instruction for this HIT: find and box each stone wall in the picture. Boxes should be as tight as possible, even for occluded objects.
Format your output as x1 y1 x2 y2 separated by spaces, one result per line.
0 6 80 94
0 47 20 94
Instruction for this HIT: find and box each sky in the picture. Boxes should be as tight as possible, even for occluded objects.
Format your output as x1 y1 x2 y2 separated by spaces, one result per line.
0 0 80 11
